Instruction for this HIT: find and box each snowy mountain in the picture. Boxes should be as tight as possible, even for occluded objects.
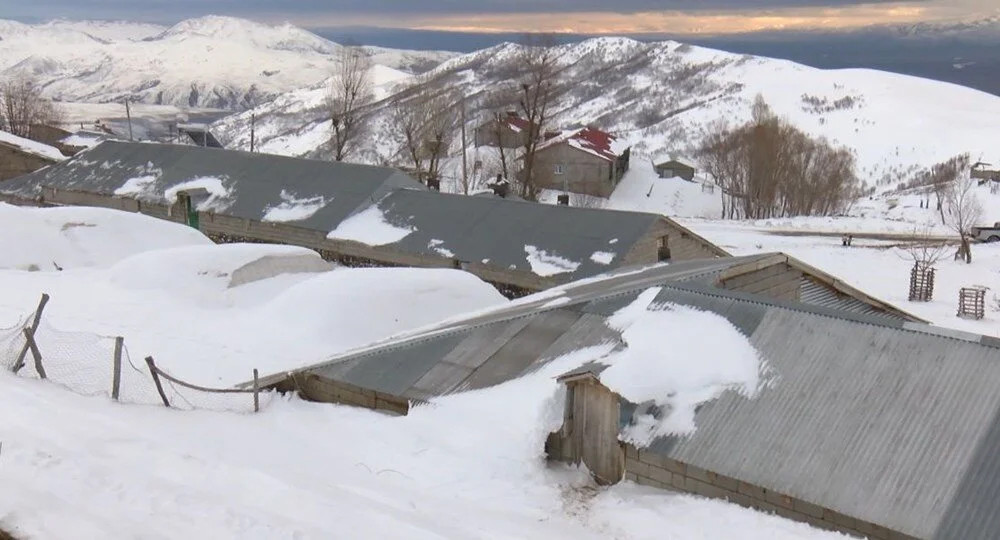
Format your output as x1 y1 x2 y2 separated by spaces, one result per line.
213 36 1000 187
0 16 456 109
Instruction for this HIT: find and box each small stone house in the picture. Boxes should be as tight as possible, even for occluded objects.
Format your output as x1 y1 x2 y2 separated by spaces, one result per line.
474 111 531 149
653 159 695 182
532 127 631 198
0 129 64 182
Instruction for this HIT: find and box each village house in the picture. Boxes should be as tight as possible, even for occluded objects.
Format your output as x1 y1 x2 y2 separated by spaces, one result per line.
532 127 631 198
0 141 725 297
250 254 996 539
653 159 696 182
0 129 65 182
473 111 531 148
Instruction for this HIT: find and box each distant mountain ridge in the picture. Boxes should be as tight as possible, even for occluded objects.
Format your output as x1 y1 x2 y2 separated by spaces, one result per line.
212 34 1000 189
0 16 457 109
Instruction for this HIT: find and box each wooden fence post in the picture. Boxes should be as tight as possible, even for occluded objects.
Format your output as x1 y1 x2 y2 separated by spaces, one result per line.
253 368 260 413
13 293 50 374
112 337 124 400
145 356 171 407
22 327 46 379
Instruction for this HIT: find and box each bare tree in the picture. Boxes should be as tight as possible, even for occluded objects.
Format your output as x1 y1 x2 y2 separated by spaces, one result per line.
421 93 457 184
0 76 63 138
901 227 948 268
393 93 432 175
515 34 561 201
328 46 373 162
481 91 518 181
920 154 971 225
945 173 983 264
392 90 456 185
697 95 859 219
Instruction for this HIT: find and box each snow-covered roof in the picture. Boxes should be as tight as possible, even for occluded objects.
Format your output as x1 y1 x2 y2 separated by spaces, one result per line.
538 126 627 162
267 254 1000 540
1 141 678 284
0 129 65 162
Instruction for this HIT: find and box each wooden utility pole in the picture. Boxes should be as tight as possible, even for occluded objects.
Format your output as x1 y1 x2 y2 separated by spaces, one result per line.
460 97 468 192
250 113 256 153
124 98 134 141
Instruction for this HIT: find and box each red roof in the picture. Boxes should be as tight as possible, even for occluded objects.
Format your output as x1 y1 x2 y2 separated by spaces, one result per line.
539 126 623 162
498 112 531 133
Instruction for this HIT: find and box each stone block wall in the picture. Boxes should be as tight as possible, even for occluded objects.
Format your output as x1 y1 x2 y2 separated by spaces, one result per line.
622 444 915 540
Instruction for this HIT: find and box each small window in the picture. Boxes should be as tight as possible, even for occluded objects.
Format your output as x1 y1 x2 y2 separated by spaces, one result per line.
554 164 565 175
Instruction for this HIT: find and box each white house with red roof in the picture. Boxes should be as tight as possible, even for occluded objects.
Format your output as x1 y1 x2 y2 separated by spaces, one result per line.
532 126 631 198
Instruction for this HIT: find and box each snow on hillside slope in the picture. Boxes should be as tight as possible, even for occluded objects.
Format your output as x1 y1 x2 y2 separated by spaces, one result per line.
0 365 844 539
0 205 507 384
215 36 1000 182
0 16 454 109
0 203 211 271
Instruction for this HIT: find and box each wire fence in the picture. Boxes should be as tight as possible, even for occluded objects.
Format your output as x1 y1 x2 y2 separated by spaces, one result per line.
0 294 270 413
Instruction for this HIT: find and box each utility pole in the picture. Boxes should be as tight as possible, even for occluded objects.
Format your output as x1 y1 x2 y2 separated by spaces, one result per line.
460 97 468 193
250 113 256 153
124 98 133 141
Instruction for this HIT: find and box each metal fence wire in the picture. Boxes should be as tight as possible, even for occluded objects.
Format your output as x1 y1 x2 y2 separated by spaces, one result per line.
0 296 269 413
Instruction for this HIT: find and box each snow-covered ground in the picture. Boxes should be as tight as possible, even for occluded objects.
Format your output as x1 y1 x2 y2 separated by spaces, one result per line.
0 203 847 539
0 360 844 539
0 204 507 385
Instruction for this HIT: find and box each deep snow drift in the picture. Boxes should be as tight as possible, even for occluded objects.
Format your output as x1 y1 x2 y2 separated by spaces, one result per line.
0 205 507 385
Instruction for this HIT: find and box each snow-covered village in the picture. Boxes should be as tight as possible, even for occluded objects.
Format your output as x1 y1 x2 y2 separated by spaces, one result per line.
1 2 1000 538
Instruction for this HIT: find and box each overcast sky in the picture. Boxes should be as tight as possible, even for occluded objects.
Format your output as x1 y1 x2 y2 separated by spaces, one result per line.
2 0 997 34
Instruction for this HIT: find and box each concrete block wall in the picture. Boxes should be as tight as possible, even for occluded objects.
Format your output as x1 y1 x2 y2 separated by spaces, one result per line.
622 444 915 540
0 146 54 182
622 217 727 267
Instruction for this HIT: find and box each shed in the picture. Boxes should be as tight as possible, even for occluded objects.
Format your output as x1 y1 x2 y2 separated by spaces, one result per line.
653 159 695 181
254 261 999 539
0 129 64 182
0 141 724 295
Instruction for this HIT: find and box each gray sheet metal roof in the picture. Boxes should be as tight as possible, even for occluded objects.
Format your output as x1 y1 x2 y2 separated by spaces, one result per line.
374 189 663 281
282 264 1000 539
1 141 425 228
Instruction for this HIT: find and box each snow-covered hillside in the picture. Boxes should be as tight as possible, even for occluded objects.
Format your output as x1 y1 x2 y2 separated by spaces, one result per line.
0 16 455 109
215 36 1000 186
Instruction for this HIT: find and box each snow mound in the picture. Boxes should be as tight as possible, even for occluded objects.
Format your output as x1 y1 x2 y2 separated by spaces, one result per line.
106 243 330 301
601 288 766 446
163 176 234 212
262 189 329 223
524 245 581 276
259 267 507 353
327 205 414 246
0 203 210 271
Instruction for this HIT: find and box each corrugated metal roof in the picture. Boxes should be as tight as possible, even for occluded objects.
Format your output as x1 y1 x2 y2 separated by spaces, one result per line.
281 270 1000 539
799 275 907 321
2 141 424 229
376 189 663 282
2 141 687 283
